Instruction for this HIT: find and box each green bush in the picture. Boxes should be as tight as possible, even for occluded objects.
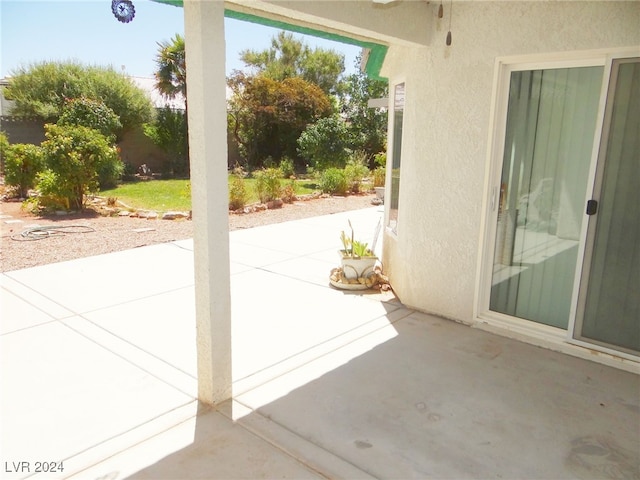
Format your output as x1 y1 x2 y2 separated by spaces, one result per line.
143 107 188 176
35 169 69 210
319 167 348 195
344 151 370 193
374 151 387 168
373 166 386 187
97 154 125 190
58 97 122 140
4 143 44 198
297 116 350 170
253 167 282 203
279 157 295 178
40 123 121 210
0 132 9 169
229 175 248 210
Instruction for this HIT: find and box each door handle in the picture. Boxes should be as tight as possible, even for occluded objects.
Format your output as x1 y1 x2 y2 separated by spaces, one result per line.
586 200 598 215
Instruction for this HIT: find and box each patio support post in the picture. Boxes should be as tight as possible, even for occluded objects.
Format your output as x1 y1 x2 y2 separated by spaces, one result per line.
184 0 232 405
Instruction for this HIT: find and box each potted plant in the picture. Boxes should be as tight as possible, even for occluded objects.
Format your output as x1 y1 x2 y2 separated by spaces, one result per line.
338 220 378 280
330 220 391 290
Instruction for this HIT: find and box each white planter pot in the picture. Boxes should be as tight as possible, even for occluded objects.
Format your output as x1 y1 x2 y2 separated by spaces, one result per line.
340 253 378 280
374 186 385 202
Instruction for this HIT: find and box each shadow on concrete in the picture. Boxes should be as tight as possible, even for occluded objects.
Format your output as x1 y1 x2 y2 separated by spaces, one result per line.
128 310 640 479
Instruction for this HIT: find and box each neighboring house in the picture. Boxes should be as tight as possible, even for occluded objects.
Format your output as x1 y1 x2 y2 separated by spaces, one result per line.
0 75 179 174
152 0 639 404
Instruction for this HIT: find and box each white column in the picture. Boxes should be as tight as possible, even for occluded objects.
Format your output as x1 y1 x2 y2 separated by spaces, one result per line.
184 0 232 405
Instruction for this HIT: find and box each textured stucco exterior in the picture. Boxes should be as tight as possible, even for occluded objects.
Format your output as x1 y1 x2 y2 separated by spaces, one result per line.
380 1 640 324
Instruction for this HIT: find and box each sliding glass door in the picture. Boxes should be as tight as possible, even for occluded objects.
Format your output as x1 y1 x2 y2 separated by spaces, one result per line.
484 54 639 358
574 59 640 355
490 66 603 329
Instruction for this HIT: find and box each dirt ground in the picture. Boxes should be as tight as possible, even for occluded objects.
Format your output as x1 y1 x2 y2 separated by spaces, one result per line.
0 193 378 272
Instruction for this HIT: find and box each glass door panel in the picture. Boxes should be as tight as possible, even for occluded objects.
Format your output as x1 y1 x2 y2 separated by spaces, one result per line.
575 59 640 354
490 66 603 328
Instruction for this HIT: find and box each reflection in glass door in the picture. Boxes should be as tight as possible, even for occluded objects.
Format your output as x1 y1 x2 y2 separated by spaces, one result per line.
490 66 603 328
575 59 640 354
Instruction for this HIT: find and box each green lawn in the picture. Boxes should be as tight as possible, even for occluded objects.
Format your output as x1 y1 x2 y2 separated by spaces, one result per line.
99 177 319 211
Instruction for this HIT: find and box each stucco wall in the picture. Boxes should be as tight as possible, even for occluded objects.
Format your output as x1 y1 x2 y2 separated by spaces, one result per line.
381 1 640 323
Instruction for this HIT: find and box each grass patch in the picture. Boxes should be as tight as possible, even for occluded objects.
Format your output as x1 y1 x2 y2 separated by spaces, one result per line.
99 179 191 211
99 177 319 211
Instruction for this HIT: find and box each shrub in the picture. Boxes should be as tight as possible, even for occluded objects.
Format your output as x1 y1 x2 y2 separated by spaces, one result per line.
97 154 125 190
253 167 282 203
344 151 370 193
231 163 247 178
4 143 44 198
319 167 347 195
373 166 386 187
281 178 297 203
374 151 387 168
297 116 350 170
143 107 188 176
35 169 69 210
229 175 248 210
58 97 122 140
40 123 121 210
279 157 295 179
0 132 9 172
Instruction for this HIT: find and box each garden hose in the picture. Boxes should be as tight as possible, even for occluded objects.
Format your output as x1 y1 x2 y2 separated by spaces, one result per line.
11 225 96 241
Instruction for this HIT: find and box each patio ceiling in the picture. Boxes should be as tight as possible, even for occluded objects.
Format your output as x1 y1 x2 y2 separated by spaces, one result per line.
151 0 434 80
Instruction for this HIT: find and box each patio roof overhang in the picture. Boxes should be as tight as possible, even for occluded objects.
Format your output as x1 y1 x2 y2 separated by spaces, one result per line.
151 0 392 80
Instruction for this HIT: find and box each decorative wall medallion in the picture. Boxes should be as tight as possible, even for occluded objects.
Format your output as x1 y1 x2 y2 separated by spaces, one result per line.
112 0 135 23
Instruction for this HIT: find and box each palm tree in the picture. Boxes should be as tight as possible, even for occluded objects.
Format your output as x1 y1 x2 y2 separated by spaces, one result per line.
155 34 186 100
154 34 189 176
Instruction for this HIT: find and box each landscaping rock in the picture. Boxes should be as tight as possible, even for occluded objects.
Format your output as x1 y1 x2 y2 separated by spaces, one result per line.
133 210 158 219
162 211 190 220
266 199 284 209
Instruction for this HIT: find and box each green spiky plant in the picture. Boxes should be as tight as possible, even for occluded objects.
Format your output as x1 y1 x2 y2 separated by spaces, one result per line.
340 220 375 258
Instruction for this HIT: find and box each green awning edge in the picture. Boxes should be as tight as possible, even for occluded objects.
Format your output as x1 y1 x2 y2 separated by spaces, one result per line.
150 0 388 80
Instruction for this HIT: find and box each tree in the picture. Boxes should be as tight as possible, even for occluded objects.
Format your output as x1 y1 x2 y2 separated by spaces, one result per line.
143 107 188 176
39 124 122 210
155 34 187 100
153 34 189 176
297 115 350 170
3 61 153 136
227 72 332 168
240 31 345 96
342 53 389 163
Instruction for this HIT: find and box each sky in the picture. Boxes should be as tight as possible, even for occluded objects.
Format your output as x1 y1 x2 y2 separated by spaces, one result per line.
0 0 362 80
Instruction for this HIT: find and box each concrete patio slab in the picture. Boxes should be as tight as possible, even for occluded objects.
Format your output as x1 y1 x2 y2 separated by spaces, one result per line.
5 242 194 314
230 267 399 387
67 403 327 480
0 288 56 335
0 321 192 476
1 207 638 480
236 310 640 479
0 274 73 321
82 286 197 379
